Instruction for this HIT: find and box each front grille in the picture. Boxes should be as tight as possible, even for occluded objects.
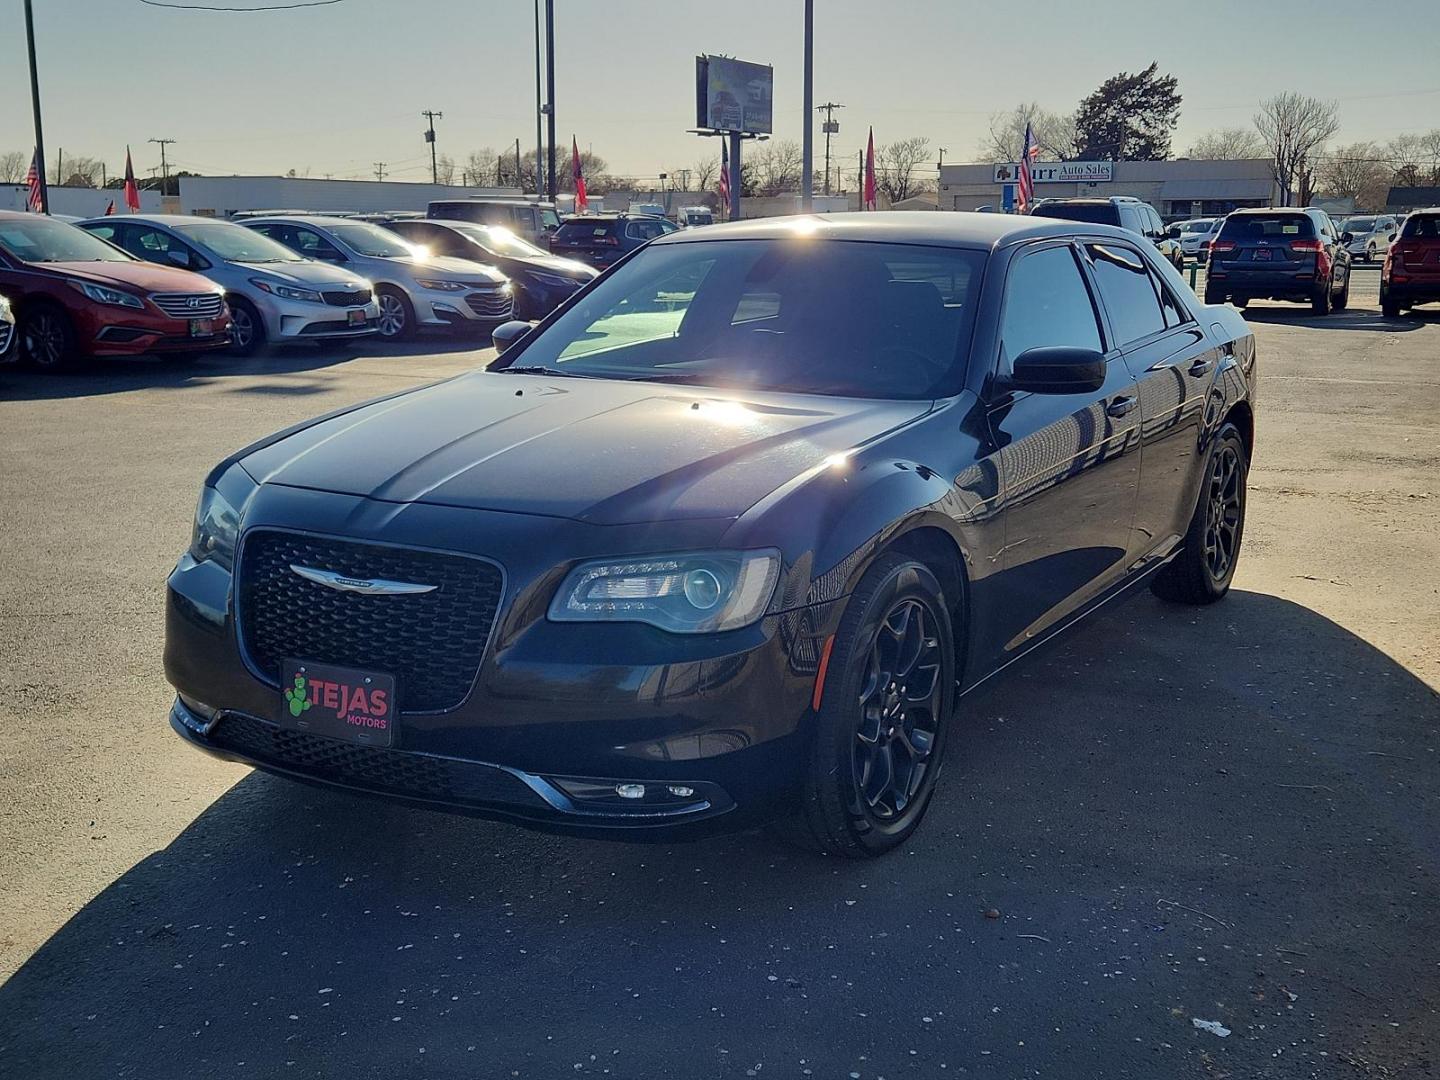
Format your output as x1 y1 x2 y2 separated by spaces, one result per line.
465 290 513 318
208 714 546 807
151 292 224 319
322 288 372 307
238 530 503 713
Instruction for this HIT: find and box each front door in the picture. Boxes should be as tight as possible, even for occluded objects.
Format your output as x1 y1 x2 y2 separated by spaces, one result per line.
984 241 1142 665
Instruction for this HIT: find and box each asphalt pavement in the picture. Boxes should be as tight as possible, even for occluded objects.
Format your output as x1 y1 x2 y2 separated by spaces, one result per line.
1 277 1438 1079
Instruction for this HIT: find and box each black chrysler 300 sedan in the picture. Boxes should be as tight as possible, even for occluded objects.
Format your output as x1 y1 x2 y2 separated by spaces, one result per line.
166 213 1256 857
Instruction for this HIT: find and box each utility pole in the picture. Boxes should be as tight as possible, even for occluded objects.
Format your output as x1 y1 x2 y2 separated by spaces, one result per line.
55 147 63 186
373 161 388 182
677 168 691 191
24 0 49 213
421 109 443 184
938 147 947 170
149 138 175 195
816 102 845 195
544 0 557 203
533 0 545 196
515 138 522 191
801 0 813 210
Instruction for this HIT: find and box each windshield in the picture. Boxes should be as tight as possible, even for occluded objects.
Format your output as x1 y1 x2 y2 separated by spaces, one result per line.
174 221 304 263
1180 220 1214 233
490 238 986 399
327 222 416 258
0 217 133 263
1030 203 1118 225
1342 217 1376 232
450 223 547 258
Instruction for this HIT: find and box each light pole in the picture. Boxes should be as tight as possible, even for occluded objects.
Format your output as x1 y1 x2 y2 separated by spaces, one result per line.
534 0 544 195
801 0 813 210
545 0 557 203
24 0 49 213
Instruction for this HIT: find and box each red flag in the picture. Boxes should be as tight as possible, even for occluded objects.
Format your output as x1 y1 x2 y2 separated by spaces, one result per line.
104 200 116 216
570 137 588 214
123 146 140 212
24 150 43 213
863 127 877 211
717 140 730 219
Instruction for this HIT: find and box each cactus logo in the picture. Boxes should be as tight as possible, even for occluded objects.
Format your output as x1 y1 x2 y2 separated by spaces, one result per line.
283 673 313 717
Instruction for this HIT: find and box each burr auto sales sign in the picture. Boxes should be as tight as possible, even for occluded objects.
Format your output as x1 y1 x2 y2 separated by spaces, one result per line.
993 161 1114 183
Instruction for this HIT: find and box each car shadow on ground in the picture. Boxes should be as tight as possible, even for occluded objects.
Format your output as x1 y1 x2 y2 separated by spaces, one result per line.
1240 307 1430 332
1 591 1436 1079
0 335 490 403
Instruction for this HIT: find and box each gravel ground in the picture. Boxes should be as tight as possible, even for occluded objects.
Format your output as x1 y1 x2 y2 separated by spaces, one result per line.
1 279 1437 1079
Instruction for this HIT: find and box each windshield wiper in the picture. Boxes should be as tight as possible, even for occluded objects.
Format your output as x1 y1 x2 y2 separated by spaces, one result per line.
491 366 603 379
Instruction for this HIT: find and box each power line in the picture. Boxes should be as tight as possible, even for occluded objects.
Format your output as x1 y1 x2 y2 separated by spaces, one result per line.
149 137 175 193
138 0 344 9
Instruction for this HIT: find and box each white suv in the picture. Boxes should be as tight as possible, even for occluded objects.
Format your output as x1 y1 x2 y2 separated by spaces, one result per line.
1340 215 1399 263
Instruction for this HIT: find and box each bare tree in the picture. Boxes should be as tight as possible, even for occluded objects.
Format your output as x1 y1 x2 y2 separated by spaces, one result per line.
1254 93 1339 205
1317 142 1391 210
1185 128 1266 160
877 136 933 202
1386 131 1440 187
462 148 499 187
977 103 1077 162
692 154 719 193
0 150 28 183
435 153 456 186
749 139 804 195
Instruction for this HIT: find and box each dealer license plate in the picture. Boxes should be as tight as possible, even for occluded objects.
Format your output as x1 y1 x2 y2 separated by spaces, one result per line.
279 659 396 747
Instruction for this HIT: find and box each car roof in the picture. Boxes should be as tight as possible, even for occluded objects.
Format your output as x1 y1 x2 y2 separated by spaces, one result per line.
238 215 359 228
1228 206 1316 215
655 210 1117 250
75 213 229 227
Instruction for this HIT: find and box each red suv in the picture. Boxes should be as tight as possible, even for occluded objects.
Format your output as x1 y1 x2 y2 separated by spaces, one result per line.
1381 208 1440 317
0 211 232 370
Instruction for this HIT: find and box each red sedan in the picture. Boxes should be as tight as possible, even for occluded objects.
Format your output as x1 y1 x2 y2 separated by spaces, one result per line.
0 211 232 370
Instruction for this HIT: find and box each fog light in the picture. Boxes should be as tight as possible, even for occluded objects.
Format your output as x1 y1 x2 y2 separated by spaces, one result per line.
615 783 646 799
666 785 695 799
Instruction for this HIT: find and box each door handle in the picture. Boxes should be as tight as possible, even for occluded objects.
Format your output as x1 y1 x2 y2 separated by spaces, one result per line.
1106 395 1137 419
1189 356 1214 376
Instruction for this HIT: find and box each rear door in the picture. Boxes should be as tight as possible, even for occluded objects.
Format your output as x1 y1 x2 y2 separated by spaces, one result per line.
1082 240 1217 556
984 241 1142 660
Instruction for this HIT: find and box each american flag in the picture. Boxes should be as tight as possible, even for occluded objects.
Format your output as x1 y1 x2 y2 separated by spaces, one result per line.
718 140 730 218
24 150 43 213
570 136 588 214
1016 122 1040 214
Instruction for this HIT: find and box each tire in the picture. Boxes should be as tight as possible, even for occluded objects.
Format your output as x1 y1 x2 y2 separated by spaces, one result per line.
790 552 957 858
1366 243 1376 264
227 297 267 356
1310 278 1332 316
1233 297 1249 311
1382 297 1402 318
375 286 416 341
1151 424 1248 606
1203 285 1223 305
20 302 77 371
1333 273 1350 311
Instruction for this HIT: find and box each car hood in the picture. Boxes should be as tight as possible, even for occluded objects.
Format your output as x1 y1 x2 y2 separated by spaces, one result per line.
234 260 367 288
238 373 931 525
44 260 218 294
508 253 595 278
396 254 507 282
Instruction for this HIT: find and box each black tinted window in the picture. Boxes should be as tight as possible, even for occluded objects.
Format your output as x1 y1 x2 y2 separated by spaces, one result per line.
555 220 617 242
1001 245 1102 359
1085 243 1167 345
1220 214 1314 240
1030 203 1119 226
1402 214 1440 239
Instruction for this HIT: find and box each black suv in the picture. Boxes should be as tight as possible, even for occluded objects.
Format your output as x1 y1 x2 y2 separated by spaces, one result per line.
549 214 679 270
1205 207 1352 315
1030 197 1184 269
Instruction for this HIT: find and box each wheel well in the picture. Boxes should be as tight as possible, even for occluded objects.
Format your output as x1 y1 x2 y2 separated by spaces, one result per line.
1222 400 1254 462
888 526 969 647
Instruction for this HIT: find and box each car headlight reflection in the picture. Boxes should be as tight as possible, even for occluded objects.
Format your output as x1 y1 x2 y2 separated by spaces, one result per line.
548 550 781 634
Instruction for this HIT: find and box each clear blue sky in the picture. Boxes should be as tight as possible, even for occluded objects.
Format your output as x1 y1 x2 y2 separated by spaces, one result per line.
4 0 1438 182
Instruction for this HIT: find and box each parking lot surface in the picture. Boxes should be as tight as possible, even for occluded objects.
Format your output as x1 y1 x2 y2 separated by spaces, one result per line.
2 280 1438 1078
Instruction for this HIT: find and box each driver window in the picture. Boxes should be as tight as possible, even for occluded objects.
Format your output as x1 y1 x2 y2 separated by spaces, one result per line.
292 228 343 260
999 245 1103 369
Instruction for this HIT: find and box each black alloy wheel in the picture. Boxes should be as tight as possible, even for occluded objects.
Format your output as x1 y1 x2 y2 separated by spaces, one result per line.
1202 442 1244 584
1152 423 1248 605
21 304 75 370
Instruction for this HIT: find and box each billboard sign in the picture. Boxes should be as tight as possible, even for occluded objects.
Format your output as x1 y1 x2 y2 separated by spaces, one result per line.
992 160 1114 184
695 55 773 134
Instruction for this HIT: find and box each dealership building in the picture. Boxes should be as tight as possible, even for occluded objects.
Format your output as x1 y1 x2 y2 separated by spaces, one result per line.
937 158 1279 220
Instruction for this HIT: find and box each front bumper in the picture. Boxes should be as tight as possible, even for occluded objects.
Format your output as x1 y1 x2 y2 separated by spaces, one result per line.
163 490 838 838
259 295 381 342
86 311 234 356
414 288 514 330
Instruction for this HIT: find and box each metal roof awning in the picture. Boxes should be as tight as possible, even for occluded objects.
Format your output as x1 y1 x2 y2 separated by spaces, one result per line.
1159 178 1273 199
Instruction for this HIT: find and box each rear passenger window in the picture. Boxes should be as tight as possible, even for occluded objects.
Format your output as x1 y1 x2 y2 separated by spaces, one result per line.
1085 243 1167 345
1000 245 1102 363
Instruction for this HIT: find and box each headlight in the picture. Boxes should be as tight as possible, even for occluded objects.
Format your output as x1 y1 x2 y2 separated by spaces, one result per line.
548 550 781 634
0 293 11 320
414 278 468 292
251 279 323 303
69 280 144 309
527 271 583 289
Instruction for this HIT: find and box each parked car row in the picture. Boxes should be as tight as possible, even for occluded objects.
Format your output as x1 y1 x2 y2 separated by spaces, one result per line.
1029 196 1186 270
1381 207 1440 317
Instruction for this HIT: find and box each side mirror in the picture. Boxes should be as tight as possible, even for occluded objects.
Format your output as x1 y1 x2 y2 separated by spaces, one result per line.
1341 231 1354 243
165 248 192 269
1000 347 1106 395
1166 227 1181 239
492 319 534 355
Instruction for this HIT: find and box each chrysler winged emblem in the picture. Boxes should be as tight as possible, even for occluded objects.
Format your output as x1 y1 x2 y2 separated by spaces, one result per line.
289 564 437 595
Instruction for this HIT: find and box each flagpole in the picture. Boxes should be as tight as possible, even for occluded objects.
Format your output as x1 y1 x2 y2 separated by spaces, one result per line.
23 0 49 214
800 0 813 211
